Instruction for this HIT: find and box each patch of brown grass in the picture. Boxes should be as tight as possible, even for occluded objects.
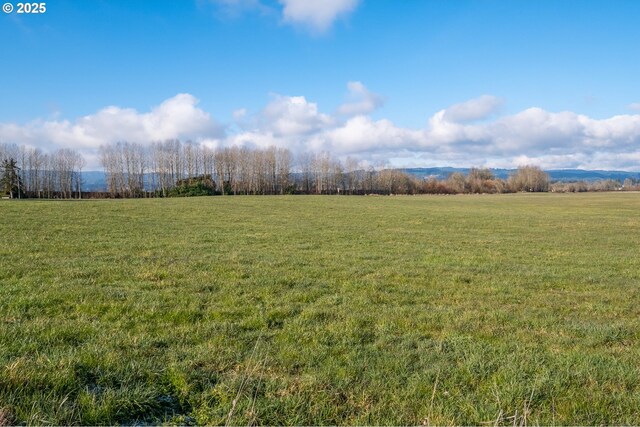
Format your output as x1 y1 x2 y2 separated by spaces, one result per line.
0 407 15 427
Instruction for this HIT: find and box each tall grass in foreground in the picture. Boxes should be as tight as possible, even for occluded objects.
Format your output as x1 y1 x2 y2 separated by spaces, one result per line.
1 193 639 425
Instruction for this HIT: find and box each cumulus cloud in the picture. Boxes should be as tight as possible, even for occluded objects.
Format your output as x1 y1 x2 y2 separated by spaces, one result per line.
203 0 361 32
279 0 360 32
320 116 426 154
0 94 222 166
227 94 335 152
441 95 504 123
338 81 384 116
260 94 334 137
421 104 640 167
228 92 640 170
3 90 640 171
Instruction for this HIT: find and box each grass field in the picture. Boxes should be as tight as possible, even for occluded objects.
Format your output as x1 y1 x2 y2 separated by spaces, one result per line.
1 193 639 425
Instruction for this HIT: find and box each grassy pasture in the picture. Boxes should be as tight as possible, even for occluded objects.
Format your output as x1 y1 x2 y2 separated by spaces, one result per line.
1 193 639 425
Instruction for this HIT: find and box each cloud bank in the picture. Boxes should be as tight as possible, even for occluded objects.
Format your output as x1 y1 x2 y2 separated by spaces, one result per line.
2 85 640 171
0 94 221 151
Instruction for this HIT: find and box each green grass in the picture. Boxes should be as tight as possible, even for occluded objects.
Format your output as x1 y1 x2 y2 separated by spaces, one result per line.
1 193 639 425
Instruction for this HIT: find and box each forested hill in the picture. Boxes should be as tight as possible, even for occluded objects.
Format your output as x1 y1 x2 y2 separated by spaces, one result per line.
79 168 640 191
402 168 640 182
81 171 109 191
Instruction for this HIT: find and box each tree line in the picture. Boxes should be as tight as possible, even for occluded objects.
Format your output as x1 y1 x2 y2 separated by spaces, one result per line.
99 140 294 197
95 141 559 196
1 143 85 198
2 141 638 199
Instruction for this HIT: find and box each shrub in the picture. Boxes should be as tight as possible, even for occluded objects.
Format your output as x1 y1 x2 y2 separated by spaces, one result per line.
167 175 216 197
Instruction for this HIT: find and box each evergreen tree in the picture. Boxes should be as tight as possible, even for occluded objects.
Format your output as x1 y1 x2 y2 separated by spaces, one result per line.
1 158 23 199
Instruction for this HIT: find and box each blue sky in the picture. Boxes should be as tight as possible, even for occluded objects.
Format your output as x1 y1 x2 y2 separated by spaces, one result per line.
2 0 640 170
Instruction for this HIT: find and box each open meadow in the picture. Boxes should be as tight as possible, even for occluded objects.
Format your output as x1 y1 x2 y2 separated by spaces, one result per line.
1 193 639 425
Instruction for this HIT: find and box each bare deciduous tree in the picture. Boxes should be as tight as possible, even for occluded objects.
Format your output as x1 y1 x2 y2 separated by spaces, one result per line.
508 165 550 192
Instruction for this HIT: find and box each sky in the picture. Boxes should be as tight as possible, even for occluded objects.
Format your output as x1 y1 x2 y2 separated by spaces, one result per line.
1 0 640 170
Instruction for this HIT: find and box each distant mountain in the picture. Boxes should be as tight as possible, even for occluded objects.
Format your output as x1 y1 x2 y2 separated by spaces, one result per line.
80 168 640 191
81 171 107 191
401 167 640 182
546 169 640 182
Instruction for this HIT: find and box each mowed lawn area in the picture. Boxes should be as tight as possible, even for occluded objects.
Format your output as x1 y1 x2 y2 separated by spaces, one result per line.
1 193 639 425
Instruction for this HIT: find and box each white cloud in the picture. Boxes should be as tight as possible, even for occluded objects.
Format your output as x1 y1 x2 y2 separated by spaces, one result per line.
3 90 640 171
259 94 334 137
441 95 504 123
338 81 384 116
628 103 640 112
278 0 360 32
322 116 425 154
203 0 361 32
0 94 221 167
233 92 640 170
228 94 334 152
